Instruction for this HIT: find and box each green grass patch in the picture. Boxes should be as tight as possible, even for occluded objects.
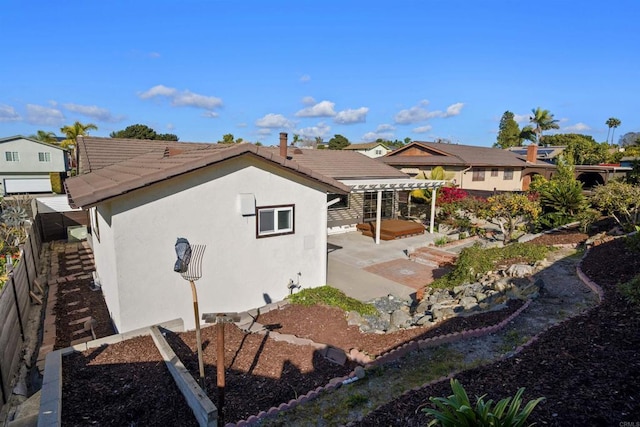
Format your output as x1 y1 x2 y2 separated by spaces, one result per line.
431 243 551 289
288 286 378 316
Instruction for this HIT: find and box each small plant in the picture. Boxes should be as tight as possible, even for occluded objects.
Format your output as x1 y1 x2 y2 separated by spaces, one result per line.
344 393 369 408
619 274 640 305
434 236 450 247
423 378 545 427
287 286 378 316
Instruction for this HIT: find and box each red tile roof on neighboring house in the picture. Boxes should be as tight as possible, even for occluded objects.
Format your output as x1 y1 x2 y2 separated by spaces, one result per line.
382 141 531 168
265 147 408 180
65 137 351 208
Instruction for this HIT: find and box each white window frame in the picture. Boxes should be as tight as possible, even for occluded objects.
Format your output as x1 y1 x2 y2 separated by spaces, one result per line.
5 152 19 162
38 152 51 162
256 204 295 238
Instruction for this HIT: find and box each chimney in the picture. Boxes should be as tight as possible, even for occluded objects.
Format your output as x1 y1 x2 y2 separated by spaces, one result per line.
527 144 538 163
279 132 288 158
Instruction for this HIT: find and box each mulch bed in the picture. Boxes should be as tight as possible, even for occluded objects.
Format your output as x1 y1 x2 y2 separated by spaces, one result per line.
354 237 640 426
57 223 633 425
256 300 523 358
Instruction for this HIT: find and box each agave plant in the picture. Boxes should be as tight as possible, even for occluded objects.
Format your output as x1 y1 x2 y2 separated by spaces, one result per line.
423 378 545 427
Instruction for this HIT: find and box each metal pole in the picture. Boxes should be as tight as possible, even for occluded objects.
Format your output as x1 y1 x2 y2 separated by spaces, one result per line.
430 187 437 234
375 190 382 244
189 281 205 390
217 315 225 423
11 276 25 341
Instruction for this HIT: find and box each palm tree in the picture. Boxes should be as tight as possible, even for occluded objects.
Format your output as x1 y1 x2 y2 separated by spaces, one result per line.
60 121 98 148
519 125 537 144
30 130 58 144
529 107 560 145
606 117 622 144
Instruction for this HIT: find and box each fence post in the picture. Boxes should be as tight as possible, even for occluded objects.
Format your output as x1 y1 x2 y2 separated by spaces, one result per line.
28 230 39 274
0 358 6 405
23 250 32 293
11 276 25 341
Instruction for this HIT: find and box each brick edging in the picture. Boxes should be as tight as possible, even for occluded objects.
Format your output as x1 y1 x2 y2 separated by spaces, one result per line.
226 299 533 427
340 247 606 427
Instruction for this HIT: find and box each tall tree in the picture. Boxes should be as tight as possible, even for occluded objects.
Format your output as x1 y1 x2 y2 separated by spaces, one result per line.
494 111 522 148
519 125 537 144
328 134 350 150
544 133 611 165
110 124 179 141
605 117 621 144
60 121 98 148
30 130 58 144
529 107 560 145
218 133 243 144
292 134 302 146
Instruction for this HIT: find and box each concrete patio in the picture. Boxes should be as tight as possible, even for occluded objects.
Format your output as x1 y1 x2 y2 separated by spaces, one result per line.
327 230 448 302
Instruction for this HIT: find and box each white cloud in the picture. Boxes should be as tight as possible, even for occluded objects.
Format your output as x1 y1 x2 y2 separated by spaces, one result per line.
62 103 121 122
362 130 394 142
300 74 311 82
297 122 331 139
255 113 293 128
26 104 64 126
302 96 316 106
237 122 248 128
395 101 464 124
513 113 530 124
202 111 219 118
444 102 464 117
413 125 433 133
166 123 175 130
257 128 272 136
563 122 591 132
394 104 431 124
376 124 396 132
295 100 336 117
334 107 368 124
139 85 223 110
0 104 20 122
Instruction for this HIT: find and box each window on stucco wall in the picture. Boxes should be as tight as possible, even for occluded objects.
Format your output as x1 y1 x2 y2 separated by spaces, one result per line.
504 168 514 180
491 168 498 177
472 169 485 181
256 205 295 238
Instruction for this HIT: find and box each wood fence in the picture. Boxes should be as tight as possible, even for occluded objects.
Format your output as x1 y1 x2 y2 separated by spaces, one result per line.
0 224 43 405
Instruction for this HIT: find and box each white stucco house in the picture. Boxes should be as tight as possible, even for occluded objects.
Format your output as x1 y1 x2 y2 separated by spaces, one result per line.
65 135 350 332
0 135 69 196
342 142 392 158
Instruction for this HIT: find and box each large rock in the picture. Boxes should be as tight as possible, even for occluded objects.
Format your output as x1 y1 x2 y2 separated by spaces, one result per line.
389 309 413 331
505 264 534 277
460 296 478 310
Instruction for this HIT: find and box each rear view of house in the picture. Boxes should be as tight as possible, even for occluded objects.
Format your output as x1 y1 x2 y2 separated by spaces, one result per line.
65 135 349 333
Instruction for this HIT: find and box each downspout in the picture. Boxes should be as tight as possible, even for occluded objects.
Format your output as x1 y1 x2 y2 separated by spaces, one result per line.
459 165 472 188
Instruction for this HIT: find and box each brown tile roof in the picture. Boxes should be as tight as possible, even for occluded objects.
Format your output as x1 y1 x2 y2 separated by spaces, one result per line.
265 147 408 180
383 141 529 168
342 142 389 150
66 138 351 208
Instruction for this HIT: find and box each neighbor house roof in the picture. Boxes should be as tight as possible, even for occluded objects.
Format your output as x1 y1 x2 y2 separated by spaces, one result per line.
381 141 532 168
265 147 408 180
65 137 351 208
342 142 389 151
0 135 68 151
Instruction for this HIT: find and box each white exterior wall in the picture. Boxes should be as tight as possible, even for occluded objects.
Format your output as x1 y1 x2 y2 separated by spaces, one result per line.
358 145 392 158
92 156 329 332
0 138 67 173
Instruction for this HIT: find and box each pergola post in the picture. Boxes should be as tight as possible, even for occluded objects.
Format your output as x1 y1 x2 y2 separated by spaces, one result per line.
429 186 437 234
375 189 382 244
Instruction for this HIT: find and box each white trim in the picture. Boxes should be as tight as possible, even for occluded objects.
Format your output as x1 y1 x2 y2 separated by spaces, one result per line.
257 205 294 237
340 178 446 193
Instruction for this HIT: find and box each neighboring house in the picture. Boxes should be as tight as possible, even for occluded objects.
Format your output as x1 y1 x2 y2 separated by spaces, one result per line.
65 135 350 333
381 141 554 193
506 145 566 164
0 136 69 196
266 140 443 234
342 142 392 158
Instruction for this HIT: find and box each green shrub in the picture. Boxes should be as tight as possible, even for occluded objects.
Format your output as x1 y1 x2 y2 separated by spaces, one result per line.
431 243 550 289
619 274 640 305
423 378 545 427
288 286 378 316
434 236 450 247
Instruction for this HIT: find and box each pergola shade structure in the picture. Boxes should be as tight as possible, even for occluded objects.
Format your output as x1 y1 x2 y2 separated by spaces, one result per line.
339 178 446 244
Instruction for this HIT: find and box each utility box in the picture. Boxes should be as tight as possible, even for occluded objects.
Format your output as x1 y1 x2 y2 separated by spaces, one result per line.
67 225 88 242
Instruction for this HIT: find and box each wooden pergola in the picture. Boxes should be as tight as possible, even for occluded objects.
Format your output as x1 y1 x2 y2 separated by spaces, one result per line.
340 178 446 244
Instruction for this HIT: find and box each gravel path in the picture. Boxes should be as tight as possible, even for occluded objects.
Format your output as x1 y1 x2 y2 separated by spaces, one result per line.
261 247 599 426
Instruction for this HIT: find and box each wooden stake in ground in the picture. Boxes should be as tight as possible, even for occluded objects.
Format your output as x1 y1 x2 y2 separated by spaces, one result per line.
190 280 205 389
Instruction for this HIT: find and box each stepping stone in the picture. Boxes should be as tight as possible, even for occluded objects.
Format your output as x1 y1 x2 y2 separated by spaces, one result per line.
69 307 90 315
321 346 347 366
61 288 80 295
69 316 92 326
67 301 80 307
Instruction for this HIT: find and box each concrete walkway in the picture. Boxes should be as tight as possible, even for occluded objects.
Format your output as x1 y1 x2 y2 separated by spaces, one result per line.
327 231 446 302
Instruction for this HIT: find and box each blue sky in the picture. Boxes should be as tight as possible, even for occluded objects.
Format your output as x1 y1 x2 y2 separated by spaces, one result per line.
2 1 639 147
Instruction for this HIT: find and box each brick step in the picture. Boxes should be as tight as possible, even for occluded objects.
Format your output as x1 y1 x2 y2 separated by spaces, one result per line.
410 247 457 267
